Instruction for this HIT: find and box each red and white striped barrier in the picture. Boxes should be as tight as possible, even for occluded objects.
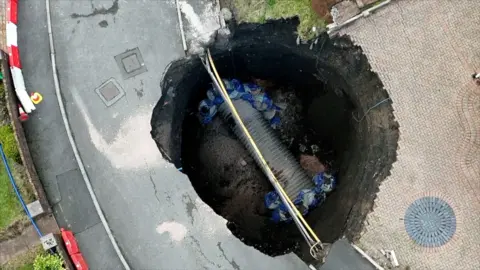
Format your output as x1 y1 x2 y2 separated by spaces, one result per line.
6 0 36 113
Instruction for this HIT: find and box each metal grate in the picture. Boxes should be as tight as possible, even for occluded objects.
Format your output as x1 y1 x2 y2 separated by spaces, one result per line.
95 78 125 107
404 196 456 248
114 47 147 79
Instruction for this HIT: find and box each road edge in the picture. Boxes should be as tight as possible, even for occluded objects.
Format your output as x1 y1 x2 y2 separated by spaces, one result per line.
1 50 75 270
44 0 131 269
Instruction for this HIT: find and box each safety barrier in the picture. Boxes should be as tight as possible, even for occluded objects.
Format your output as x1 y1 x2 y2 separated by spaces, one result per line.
61 228 89 270
6 0 35 113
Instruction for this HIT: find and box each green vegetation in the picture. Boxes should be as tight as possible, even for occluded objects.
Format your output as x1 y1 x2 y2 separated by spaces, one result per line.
0 125 21 162
0 124 26 231
33 253 64 270
233 0 327 39
0 161 23 230
0 82 32 231
0 82 21 163
1 246 64 270
0 82 4 98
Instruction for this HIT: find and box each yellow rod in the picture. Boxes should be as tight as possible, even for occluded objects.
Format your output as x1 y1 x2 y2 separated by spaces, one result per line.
206 50 321 244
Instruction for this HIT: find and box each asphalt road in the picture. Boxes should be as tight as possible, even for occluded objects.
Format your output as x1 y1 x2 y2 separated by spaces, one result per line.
18 0 124 268
18 0 308 269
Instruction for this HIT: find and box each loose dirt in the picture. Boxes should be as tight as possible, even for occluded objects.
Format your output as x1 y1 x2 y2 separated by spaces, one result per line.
152 18 399 262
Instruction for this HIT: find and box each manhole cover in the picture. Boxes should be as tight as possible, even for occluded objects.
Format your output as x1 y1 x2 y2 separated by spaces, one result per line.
95 78 125 107
404 196 456 248
114 47 147 79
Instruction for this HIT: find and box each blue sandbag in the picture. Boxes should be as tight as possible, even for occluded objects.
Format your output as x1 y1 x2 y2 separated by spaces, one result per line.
206 89 224 105
266 171 337 223
313 172 336 193
198 99 218 124
272 203 292 222
269 115 281 128
265 191 281 210
243 82 263 94
223 79 245 99
198 79 281 126
271 207 288 223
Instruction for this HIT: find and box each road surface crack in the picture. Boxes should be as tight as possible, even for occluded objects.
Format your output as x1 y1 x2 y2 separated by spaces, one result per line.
71 0 119 19
217 242 240 270
149 175 161 204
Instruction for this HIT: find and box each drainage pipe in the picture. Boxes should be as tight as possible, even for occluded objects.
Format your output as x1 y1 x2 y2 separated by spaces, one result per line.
218 100 314 200
327 0 392 34
203 51 324 258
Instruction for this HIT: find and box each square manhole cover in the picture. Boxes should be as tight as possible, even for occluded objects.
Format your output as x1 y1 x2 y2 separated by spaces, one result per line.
95 78 125 107
114 47 147 79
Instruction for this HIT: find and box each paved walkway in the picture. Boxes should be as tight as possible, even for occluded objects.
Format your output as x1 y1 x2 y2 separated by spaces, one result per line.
339 1 480 269
0 215 57 264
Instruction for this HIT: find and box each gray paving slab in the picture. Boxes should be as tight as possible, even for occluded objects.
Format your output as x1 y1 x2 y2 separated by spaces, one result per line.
75 222 124 270
17 0 124 268
46 0 308 269
318 239 374 270
54 169 101 234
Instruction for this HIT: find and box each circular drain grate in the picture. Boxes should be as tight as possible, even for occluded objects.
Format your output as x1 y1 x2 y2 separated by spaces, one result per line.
404 196 456 247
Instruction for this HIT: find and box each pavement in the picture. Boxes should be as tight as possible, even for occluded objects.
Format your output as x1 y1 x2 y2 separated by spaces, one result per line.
0 215 57 264
18 0 307 269
339 1 480 269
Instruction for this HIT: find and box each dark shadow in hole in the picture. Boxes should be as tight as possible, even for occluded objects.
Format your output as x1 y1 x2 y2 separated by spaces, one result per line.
151 18 399 263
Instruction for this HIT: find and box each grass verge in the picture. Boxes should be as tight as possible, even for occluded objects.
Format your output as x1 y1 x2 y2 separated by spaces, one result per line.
0 164 24 230
232 0 327 40
0 83 34 232
0 125 21 163
0 245 45 270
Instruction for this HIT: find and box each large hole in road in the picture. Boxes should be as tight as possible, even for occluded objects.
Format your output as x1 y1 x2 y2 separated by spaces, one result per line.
151 19 399 262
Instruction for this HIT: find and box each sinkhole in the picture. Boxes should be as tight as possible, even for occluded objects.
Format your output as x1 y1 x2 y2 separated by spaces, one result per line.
151 19 399 262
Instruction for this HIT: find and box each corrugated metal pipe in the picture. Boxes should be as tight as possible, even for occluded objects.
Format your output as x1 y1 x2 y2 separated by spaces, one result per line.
218 99 314 200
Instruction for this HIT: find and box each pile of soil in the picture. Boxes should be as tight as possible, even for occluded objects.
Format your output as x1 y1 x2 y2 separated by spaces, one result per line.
151 19 399 262
311 0 344 22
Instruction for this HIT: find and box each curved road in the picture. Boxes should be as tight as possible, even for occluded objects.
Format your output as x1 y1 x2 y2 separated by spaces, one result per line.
18 0 308 269
19 0 480 269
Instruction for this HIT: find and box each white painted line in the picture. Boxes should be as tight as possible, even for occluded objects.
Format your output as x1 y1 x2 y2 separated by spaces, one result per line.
45 0 131 269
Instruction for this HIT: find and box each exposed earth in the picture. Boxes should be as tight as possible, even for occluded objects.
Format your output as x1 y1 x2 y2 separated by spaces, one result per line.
151 19 399 262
